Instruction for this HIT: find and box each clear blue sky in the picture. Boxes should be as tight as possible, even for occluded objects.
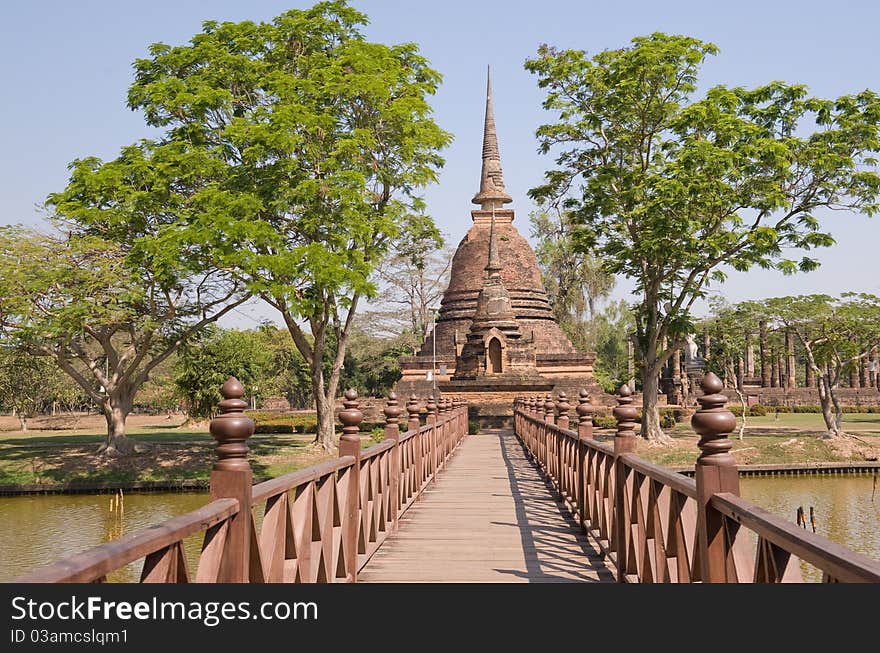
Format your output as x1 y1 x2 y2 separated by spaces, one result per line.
2 0 879 327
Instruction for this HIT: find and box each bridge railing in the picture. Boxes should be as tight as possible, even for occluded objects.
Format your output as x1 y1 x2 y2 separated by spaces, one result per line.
514 374 880 583
15 381 468 583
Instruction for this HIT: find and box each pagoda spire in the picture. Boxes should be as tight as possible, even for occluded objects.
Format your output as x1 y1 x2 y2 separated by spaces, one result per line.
485 208 502 278
472 66 513 210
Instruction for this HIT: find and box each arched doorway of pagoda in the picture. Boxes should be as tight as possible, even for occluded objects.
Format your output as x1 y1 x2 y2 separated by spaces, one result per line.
488 337 503 374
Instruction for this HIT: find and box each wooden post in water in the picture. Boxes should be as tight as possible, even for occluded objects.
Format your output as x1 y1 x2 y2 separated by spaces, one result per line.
209 377 255 583
692 372 739 583
338 389 363 582
384 392 402 532
612 384 638 582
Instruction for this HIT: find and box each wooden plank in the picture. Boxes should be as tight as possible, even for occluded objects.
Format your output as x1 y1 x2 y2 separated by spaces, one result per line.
359 431 614 584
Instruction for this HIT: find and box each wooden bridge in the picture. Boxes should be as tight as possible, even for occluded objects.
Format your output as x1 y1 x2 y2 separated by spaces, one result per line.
15 375 880 584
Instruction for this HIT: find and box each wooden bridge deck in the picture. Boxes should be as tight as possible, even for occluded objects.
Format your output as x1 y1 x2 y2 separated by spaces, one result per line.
359 430 615 583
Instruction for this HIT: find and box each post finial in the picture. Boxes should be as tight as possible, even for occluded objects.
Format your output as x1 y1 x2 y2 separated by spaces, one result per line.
210 377 254 472
576 389 593 426
384 391 402 426
613 383 638 441
339 388 363 440
692 372 737 466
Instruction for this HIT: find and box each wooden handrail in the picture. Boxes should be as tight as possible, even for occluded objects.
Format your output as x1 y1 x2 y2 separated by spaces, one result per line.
619 453 698 498
251 456 355 503
14 382 469 584
512 376 880 584
15 498 239 583
359 438 396 460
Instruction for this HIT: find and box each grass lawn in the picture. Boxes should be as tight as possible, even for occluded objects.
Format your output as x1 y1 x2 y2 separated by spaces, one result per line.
0 413 381 487
616 412 880 469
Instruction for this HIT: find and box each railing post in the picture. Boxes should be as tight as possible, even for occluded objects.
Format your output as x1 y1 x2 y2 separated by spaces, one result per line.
439 397 448 466
458 397 468 442
406 394 422 494
209 377 255 583
544 394 555 479
556 391 570 430
556 391 571 501
544 393 555 424
338 389 363 582
693 372 739 583
576 389 593 529
407 394 422 433
427 394 438 483
612 384 638 582
384 392 402 532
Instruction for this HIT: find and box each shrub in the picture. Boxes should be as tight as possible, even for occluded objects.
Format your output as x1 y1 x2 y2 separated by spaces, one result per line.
468 420 480 435
592 415 616 430
747 404 767 416
370 427 385 444
772 405 792 413
253 423 294 434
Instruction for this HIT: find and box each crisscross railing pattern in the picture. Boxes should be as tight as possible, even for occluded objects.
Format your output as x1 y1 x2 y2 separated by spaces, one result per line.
515 374 880 583
15 382 468 583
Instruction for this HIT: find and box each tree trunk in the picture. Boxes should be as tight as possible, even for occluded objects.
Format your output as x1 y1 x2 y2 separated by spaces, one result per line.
770 354 779 388
641 359 673 444
759 320 770 387
97 393 139 456
817 375 843 438
18 415 28 433
314 391 337 452
831 385 844 432
733 380 747 441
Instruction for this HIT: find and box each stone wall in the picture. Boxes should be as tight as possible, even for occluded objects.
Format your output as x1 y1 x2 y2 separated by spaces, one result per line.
727 386 880 407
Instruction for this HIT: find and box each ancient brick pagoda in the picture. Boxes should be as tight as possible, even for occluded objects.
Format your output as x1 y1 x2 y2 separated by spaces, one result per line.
395 69 611 423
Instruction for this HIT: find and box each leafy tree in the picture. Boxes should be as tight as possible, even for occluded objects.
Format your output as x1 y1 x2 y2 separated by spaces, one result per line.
135 355 181 415
526 33 880 442
531 207 614 346
339 322 411 397
589 299 636 394
253 325 314 409
174 327 272 419
0 225 244 455
373 214 453 351
0 346 64 432
754 294 880 437
702 299 761 439
127 2 451 450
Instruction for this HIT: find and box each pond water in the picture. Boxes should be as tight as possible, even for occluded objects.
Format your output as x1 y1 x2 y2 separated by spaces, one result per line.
740 474 880 581
0 492 210 582
1 474 878 582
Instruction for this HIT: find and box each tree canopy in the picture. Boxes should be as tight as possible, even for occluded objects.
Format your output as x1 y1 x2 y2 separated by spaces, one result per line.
126 1 451 449
0 223 244 453
526 32 880 441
